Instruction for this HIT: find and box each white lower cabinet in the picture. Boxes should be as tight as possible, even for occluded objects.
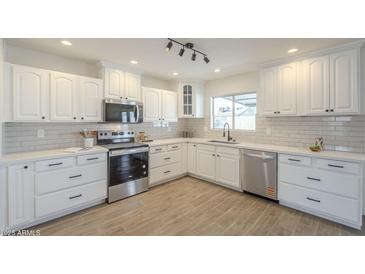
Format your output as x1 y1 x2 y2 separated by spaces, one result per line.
8 163 35 227
196 146 216 181
215 153 240 189
5 152 107 230
278 154 362 229
187 143 197 174
149 143 186 186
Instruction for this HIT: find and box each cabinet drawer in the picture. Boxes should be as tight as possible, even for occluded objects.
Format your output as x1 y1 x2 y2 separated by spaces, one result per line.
35 181 107 218
36 162 107 195
35 157 74 172
279 154 311 166
279 163 360 199
77 153 107 165
216 146 240 156
314 158 360 175
150 146 166 154
279 182 360 223
196 144 215 152
149 162 182 184
167 143 181 151
150 150 181 169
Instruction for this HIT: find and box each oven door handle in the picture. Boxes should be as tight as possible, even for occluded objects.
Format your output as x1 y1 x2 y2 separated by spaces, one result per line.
109 147 149 157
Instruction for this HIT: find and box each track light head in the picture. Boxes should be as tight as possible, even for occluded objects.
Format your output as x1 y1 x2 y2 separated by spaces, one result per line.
179 47 185 57
192 51 196 61
203 56 210 64
166 41 173 52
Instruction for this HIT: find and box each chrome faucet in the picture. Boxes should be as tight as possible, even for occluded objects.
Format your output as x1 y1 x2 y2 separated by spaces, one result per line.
223 122 232 142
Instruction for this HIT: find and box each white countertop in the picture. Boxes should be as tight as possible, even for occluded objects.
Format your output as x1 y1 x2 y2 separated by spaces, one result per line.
0 146 108 166
147 137 365 162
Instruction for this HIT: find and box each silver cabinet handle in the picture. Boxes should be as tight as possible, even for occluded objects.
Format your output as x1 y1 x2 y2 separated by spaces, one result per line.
328 164 344 169
155 148 163 151
69 174 82 179
48 162 63 166
87 157 99 161
164 170 171 174
306 176 321 181
171 146 178 149
69 194 82 200
306 197 320 203
164 157 171 160
288 158 300 162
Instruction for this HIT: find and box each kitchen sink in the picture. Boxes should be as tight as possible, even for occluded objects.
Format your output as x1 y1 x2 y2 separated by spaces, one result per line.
208 140 240 145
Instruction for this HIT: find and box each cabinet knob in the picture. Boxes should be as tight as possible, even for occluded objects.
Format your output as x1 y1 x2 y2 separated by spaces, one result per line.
212 154 215 156
81 117 84 120
24 165 28 169
125 97 128 100
73 117 77 120
277 111 280 114
325 109 329 112
330 109 334 112
120 97 123 99
41 116 45 120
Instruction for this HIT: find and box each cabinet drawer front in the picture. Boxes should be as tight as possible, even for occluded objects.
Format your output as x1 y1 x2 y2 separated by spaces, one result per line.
150 146 167 154
196 144 215 152
35 157 74 172
314 158 360 175
167 143 181 151
77 153 107 165
279 182 360 223
150 150 181 169
216 146 240 156
279 163 360 199
35 181 107 218
36 162 107 195
149 162 181 184
279 154 311 166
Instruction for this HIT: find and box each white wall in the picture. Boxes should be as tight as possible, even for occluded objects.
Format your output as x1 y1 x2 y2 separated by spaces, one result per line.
203 71 259 115
141 74 171 90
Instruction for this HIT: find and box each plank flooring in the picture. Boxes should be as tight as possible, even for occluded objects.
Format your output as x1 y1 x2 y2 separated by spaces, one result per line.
33 176 365 236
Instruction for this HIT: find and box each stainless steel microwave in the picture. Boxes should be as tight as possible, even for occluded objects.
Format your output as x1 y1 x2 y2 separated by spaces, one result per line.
103 99 143 123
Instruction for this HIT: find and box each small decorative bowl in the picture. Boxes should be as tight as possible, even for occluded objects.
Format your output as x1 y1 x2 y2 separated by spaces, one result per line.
309 145 321 152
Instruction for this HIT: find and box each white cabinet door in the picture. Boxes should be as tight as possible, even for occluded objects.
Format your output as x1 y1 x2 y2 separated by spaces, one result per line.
125 72 141 101
142 87 161 122
12 65 49 121
330 49 358 114
50 72 78 121
196 149 216 180
79 77 103 122
187 143 197 174
8 163 34 227
178 82 204 118
104 68 124 99
259 67 277 116
303 56 330 114
277 62 297 115
215 154 240 188
161 90 177 122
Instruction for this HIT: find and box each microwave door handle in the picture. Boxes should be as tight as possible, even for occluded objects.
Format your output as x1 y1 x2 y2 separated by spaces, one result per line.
136 105 140 122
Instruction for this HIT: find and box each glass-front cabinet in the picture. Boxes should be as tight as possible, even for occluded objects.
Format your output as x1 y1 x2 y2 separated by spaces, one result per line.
178 82 204 118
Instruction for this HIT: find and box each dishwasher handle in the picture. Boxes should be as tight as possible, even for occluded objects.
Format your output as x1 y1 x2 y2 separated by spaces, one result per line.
245 153 276 161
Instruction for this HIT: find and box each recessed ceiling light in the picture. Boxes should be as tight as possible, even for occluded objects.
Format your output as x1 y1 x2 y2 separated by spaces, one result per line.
130 60 138 64
172 72 179 76
214 69 221 73
60 40 72 46
288 48 298 53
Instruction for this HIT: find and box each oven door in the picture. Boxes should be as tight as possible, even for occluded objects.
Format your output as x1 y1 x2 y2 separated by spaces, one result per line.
109 147 149 187
104 101 143 123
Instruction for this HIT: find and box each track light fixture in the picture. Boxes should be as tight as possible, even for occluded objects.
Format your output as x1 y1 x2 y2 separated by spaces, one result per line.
179 46 185 56
165 40 173 52
191 51 196 61
166 38 210 64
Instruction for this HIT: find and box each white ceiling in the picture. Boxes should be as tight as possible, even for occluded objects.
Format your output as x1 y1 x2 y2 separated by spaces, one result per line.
6 38 360 80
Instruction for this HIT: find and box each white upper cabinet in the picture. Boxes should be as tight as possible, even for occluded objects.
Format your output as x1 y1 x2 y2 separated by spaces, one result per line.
8 163 34 227
259 67 277 115
125 72 141 101
277 62 297 115
79 77 103 122
50 72 79 121
303 55 330 114
330 49 358 114
142 87 177 122
142 87 161 122
104 68 124 100
12 65 49 121
161 90 178 122
178 82 204 118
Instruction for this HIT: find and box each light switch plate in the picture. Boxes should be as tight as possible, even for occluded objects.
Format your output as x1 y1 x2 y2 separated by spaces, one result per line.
37 129 45 138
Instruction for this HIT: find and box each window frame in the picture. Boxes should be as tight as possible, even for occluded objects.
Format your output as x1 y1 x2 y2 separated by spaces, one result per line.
211 92 256 131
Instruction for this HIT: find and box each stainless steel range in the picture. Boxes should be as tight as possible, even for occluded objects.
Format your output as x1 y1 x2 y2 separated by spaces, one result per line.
97 130 149 203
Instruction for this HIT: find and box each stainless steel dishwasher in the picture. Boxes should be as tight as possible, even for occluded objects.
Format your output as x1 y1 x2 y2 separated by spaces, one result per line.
242 149 277 201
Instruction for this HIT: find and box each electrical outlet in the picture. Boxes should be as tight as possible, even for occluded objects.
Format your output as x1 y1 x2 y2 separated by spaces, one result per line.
37 129 45 138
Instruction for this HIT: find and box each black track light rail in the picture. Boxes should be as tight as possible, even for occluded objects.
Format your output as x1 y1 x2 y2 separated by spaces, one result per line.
167 38 208 57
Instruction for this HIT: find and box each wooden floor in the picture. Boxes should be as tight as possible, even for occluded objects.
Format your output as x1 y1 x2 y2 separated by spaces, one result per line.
33 176 365 236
